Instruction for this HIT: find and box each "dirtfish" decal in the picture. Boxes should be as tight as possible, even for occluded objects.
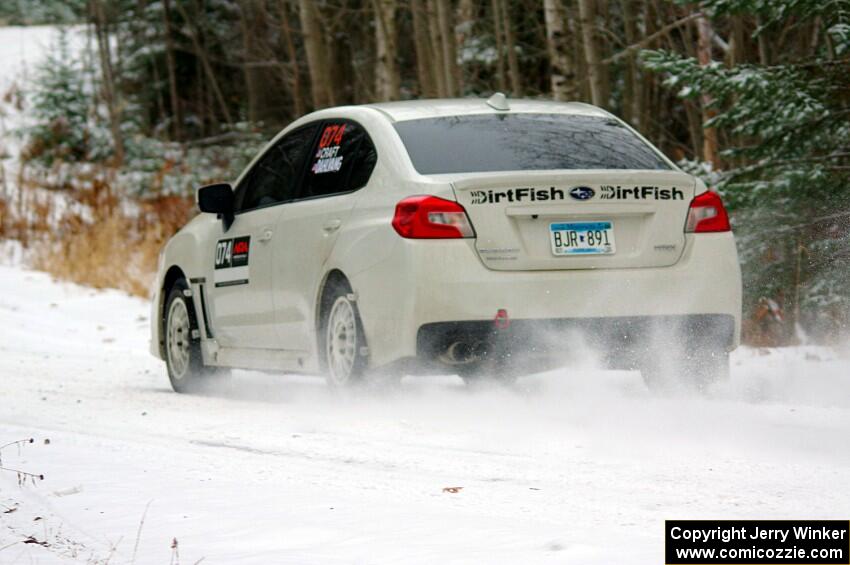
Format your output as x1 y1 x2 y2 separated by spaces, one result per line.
470 187 565 204
600 185 684 200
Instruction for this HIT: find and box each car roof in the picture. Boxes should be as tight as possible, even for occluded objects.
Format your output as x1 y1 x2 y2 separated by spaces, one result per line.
363 97 613 122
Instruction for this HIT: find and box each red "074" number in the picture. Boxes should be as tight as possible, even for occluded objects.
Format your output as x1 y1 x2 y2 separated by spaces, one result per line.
318 124 346 148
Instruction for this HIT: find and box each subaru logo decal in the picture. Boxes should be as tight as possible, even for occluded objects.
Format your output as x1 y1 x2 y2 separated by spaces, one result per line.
569 186 595 201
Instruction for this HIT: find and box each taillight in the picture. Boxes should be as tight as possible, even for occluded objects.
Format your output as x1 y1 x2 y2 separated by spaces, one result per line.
685 190 731 233
392 195 475 239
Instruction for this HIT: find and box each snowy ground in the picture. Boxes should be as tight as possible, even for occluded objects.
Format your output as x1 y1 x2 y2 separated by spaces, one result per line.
1 264 849 564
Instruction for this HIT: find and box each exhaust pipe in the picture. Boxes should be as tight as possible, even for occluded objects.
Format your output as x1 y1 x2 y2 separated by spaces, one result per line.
440 340 487 365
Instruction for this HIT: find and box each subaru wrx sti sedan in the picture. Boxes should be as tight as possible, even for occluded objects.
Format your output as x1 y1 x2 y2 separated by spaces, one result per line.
150 95 742 391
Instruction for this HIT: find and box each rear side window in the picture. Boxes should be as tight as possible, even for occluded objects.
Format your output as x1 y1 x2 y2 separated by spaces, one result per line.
300 120 377 199
237 123 318 212
393 113 670 174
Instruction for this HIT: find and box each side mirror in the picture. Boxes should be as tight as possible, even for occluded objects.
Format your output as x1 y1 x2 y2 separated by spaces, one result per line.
197 183 234 230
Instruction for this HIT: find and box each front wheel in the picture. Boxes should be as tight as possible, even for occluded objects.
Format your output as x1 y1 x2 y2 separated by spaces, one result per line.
164 279 227 393
323 290 368 387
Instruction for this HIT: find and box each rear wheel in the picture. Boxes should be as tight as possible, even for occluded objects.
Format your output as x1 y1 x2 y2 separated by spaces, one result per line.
164 279 226 393
322 286 368 387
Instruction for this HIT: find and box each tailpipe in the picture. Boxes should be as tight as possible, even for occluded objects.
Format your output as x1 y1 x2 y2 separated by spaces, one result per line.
439 340 488 365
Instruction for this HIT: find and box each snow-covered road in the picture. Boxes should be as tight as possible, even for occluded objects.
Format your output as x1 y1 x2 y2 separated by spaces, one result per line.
1 264 849 564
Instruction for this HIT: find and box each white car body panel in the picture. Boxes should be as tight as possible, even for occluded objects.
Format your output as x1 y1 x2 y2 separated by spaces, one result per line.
351 232 741 368
150 99 742 376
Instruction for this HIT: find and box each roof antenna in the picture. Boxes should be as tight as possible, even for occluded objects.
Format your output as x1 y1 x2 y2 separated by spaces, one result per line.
486 92 510 111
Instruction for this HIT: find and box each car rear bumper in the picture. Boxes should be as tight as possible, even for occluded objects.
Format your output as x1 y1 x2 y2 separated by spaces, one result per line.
416 313 736 370
352 232 742 369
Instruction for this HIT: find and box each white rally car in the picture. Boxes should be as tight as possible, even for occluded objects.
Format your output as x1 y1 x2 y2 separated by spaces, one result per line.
150 95 741 392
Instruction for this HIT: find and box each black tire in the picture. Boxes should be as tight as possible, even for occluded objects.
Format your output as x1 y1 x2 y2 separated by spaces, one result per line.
163 279 227 393
640 349 730 392
320 281 368 387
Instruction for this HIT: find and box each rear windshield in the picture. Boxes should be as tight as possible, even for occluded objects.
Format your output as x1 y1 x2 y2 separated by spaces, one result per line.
393 113 671 174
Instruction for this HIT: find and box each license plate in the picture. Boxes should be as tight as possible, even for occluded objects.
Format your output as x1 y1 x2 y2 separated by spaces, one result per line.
549 221 615 255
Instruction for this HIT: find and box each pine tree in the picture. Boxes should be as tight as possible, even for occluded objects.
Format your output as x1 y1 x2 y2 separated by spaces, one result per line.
0 0 85 25
643 0 850 339
23 29 112 167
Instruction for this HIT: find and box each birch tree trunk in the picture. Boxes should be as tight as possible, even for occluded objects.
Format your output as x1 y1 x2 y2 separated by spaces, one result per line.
411 0 437 97
681 17 703 158
91 0 124 165
280 0 304 116
596 0 611 101
435 0 459 96
729 14 746 66
500 0 521 95
697 14 720 167
639 0 658 138
456 0 475 54
543 0 574 101
298 0 334 108
756 16 770 65
577 0 607 108
161 0 181 140
569 1 590 102
621 0 641 126
491 0 507 92
426 0 447 96
239 0 259 123
373 0 400 101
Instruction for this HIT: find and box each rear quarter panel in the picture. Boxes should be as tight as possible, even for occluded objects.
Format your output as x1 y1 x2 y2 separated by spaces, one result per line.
318 109 458 368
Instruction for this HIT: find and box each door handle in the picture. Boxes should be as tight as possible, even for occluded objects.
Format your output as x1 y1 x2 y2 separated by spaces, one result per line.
259 228 274 242
323 219 342 232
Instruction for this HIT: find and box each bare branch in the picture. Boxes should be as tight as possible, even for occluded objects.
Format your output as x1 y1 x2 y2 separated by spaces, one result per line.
603 13 703 65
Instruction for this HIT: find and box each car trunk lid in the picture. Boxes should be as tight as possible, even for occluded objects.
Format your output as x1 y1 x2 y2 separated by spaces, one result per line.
450 170 695 271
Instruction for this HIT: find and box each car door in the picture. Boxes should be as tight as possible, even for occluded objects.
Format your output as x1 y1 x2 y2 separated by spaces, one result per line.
209 123 319 349
271 119 378 353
